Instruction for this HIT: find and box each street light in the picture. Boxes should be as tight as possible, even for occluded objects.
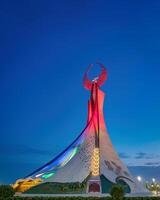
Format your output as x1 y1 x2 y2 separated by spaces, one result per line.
152 178 156 183
137 176 142 182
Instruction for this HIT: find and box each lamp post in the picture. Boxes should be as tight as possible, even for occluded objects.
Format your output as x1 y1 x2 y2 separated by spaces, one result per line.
137 176 142 182
152 178 156 183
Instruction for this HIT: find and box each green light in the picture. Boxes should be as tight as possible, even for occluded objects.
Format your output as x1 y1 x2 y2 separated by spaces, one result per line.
70 147 78 159
42 172 55 179
61 146 79 167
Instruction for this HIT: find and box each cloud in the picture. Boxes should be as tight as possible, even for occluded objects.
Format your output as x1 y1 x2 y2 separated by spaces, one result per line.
118 151 160 160
129 166 160 181
0 144 51 156
118 152 131 159
134 152 160 160
145 162 160 166
135 152 148 159
118 151 160 167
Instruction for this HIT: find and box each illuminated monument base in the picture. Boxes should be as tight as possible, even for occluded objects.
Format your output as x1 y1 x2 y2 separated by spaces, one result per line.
13 64 147 194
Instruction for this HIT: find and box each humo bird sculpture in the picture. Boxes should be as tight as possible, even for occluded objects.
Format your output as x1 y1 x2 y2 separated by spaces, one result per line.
12 63 147 194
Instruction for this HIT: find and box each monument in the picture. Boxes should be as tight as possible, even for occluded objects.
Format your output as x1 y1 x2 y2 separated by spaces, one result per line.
13 63 145 194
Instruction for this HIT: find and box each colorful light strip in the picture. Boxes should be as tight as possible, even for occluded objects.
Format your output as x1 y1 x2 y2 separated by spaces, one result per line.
35 173 44 178
42 172 55 179
91 148 100 176
60 146 79 167
34 146 79 179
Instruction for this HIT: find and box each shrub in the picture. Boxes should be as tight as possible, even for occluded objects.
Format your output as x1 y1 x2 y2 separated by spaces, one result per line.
110 184 124 199
0 184 15 198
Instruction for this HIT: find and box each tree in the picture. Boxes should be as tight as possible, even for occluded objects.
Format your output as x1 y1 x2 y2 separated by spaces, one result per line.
146 182 160 195
0 185 15 198
110 185 124 199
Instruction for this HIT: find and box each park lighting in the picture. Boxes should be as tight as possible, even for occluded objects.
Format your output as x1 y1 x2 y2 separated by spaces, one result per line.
145 179 160 196
152 178 156 183
137 176 142 182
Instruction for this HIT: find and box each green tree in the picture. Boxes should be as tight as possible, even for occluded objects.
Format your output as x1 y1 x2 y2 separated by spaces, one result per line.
0 185 15 198
110 184 124 199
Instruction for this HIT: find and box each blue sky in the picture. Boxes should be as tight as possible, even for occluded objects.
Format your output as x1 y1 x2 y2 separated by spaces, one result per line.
1 0 160 183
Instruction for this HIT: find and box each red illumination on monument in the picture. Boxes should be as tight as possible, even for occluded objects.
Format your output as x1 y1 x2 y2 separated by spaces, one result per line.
12 63 146 194
83 63 108 90
84 63 108 148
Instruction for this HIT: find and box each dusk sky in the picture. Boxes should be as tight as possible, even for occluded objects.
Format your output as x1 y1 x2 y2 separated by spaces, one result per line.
1 0 160 184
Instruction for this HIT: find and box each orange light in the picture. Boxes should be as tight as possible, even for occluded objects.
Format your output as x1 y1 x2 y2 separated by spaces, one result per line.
91 148 100 176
